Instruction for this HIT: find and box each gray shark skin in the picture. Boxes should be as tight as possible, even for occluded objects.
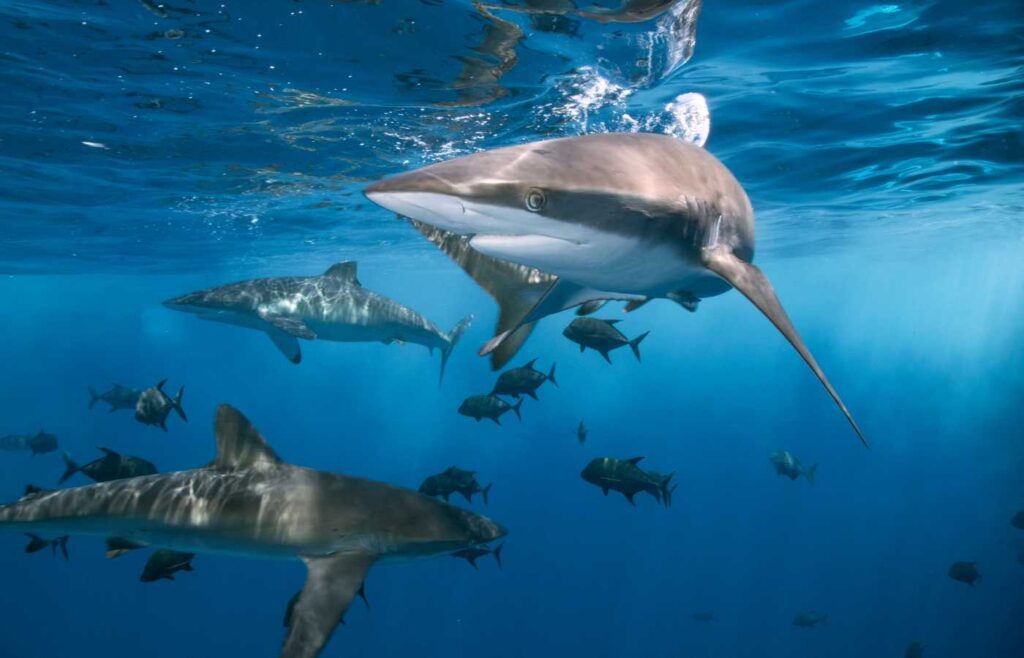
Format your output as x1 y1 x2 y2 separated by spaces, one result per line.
364 132 866 446
0 405 506 658
89 384 142 412
769 451 817 485
164 261 472 382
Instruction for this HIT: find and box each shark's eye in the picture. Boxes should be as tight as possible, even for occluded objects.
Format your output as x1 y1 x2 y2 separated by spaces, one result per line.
525 189 546 212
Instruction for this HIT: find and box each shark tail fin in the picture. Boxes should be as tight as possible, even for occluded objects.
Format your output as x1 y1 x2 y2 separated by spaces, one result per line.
547 362 558 388
482 482 492 506
805 463 818 486
702 247 868 447
661 472 676 508
493 542 504 569
629 331 650 362
172 386 187 422
440 315 474 385
512 398 523 421
58 452 78 485
88 387 99 410
24 534 48 554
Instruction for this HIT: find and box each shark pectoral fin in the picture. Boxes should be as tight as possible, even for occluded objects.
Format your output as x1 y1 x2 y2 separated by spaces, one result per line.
702 248 867 447
280 552 375 658
211 405 282 470
267 329 303 365
259 310 317 340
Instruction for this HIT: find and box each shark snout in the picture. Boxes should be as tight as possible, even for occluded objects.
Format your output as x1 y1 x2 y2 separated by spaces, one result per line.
162 292 202 311
470 514 507 544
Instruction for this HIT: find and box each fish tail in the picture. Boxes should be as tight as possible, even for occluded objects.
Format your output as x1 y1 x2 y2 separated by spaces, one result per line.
661 472 676 508
547 362 558 388
482 482 492 506
58 452 78 485
88 387 99 410
512 398 523 421
439 315 474 385
172 386 187 422
492 541 504 569
805 463 818 486
24 534 48 554
55 536 69 562
629 331 650 362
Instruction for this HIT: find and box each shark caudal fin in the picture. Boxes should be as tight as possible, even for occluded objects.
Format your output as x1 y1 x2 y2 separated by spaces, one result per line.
805 463 818 486
702 248 868 447
58 452 79 485
88 387 99 410
439 315 474 384
172 386 187 422
629 331 650 362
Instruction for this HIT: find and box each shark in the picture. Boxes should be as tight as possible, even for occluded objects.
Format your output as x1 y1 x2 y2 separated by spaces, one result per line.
364 132 867 445
0 405 507 658
164 261 472 382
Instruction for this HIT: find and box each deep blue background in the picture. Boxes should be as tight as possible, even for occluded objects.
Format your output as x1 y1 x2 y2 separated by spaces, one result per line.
1 1 1023 657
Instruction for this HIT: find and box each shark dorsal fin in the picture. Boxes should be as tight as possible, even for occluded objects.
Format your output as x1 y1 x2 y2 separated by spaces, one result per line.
212 405 281 470
323 261 360 285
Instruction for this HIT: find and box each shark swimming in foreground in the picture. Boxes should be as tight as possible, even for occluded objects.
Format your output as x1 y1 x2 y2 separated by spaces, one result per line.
0 405 506 658
164 261 472 382
364 132 866 445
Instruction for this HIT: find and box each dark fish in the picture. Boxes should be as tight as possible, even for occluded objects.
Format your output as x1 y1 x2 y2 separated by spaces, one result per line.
140 550 195 582
24 533 69 561
769 451 817 484
948 561 980 586
452 542 504 570
562 318 649 364
491 358 557 400
1011 510 1024 530
419 467 492 505
105 537 146 559
134 379 187 430
88 383 142 412
458 394 523 424
580 456 675 507
792 612 827 628
0 431 58 455
59 448 158 485
905 641 925 658
691 611 716 622
575 420 587 445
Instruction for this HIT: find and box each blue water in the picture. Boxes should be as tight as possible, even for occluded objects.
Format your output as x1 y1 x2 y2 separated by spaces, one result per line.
1 1 1023 657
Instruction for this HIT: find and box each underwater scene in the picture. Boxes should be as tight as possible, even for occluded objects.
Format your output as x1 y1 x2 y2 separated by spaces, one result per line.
1 1 1022 657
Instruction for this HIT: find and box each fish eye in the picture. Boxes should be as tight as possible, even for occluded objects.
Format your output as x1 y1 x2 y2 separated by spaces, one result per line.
525 188 546 212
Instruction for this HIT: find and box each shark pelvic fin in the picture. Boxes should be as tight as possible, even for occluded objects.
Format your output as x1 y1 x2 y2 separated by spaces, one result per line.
211 405 282 470
280 552 375 658
267 329 303 364
323 261 360 286
701 247 867 447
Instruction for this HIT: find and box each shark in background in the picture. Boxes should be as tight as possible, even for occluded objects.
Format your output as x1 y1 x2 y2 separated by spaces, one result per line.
164 261 472 382
364 132 867 445
0 405 506 658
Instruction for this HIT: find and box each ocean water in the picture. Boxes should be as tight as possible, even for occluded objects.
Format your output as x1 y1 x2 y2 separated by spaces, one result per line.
1 1 1022 657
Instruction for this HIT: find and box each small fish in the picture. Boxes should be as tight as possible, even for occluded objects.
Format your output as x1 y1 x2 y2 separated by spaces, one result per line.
419 467 492 505
574 420 587 445
491 358 557 400
140 550 195 582
562 318 649 364
1011 510 1024 530
134 379 187 430
905 641 925 658
451 542 504 570
0 431 58 455
792 612 827 628
458 394 523 425
691 611 716 622
24 533 69 561
59 448 157 485
580 456 675 508
948 561 981 586
770 451 817 484
88 383 142 413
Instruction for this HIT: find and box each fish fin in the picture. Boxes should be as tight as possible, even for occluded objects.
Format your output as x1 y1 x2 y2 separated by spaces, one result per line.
356 583 369 608
155 378 167 393
323 261 360 286
183 563 194 572
512 398 523 421
805 463 818 485
24 534 48 554
88 387 99 410
459 490 473 503
547 362 558 387
629 331 649 362
408 218 551 370
579 343 585 353
482 483 492 506
57 536 69 562
491 416 501 426
702 247 867 447
439 315 474 384
601 487 609 495
259 310 317 340
21 484 46 500
172 387 187 422
661 473 675 508
576 300 606 316
668 290 700 312
600 350 612 364
527 390 538 400
97 446 120 458
493 542 504 569
624 298 649 312
267 329 303 364
624 492 636 507
211 405 282 470
280 552 375 658
58 452 78 485
105 537 145 559
524 358 538 369
626 456 645 465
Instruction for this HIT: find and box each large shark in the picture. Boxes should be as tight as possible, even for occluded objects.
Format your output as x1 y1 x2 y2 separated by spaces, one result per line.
164 261 472 382
364 132 866 445
0 405 506 658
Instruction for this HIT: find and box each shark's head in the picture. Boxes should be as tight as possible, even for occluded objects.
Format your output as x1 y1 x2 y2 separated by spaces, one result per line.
163 283 262 323
382 498 506 560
